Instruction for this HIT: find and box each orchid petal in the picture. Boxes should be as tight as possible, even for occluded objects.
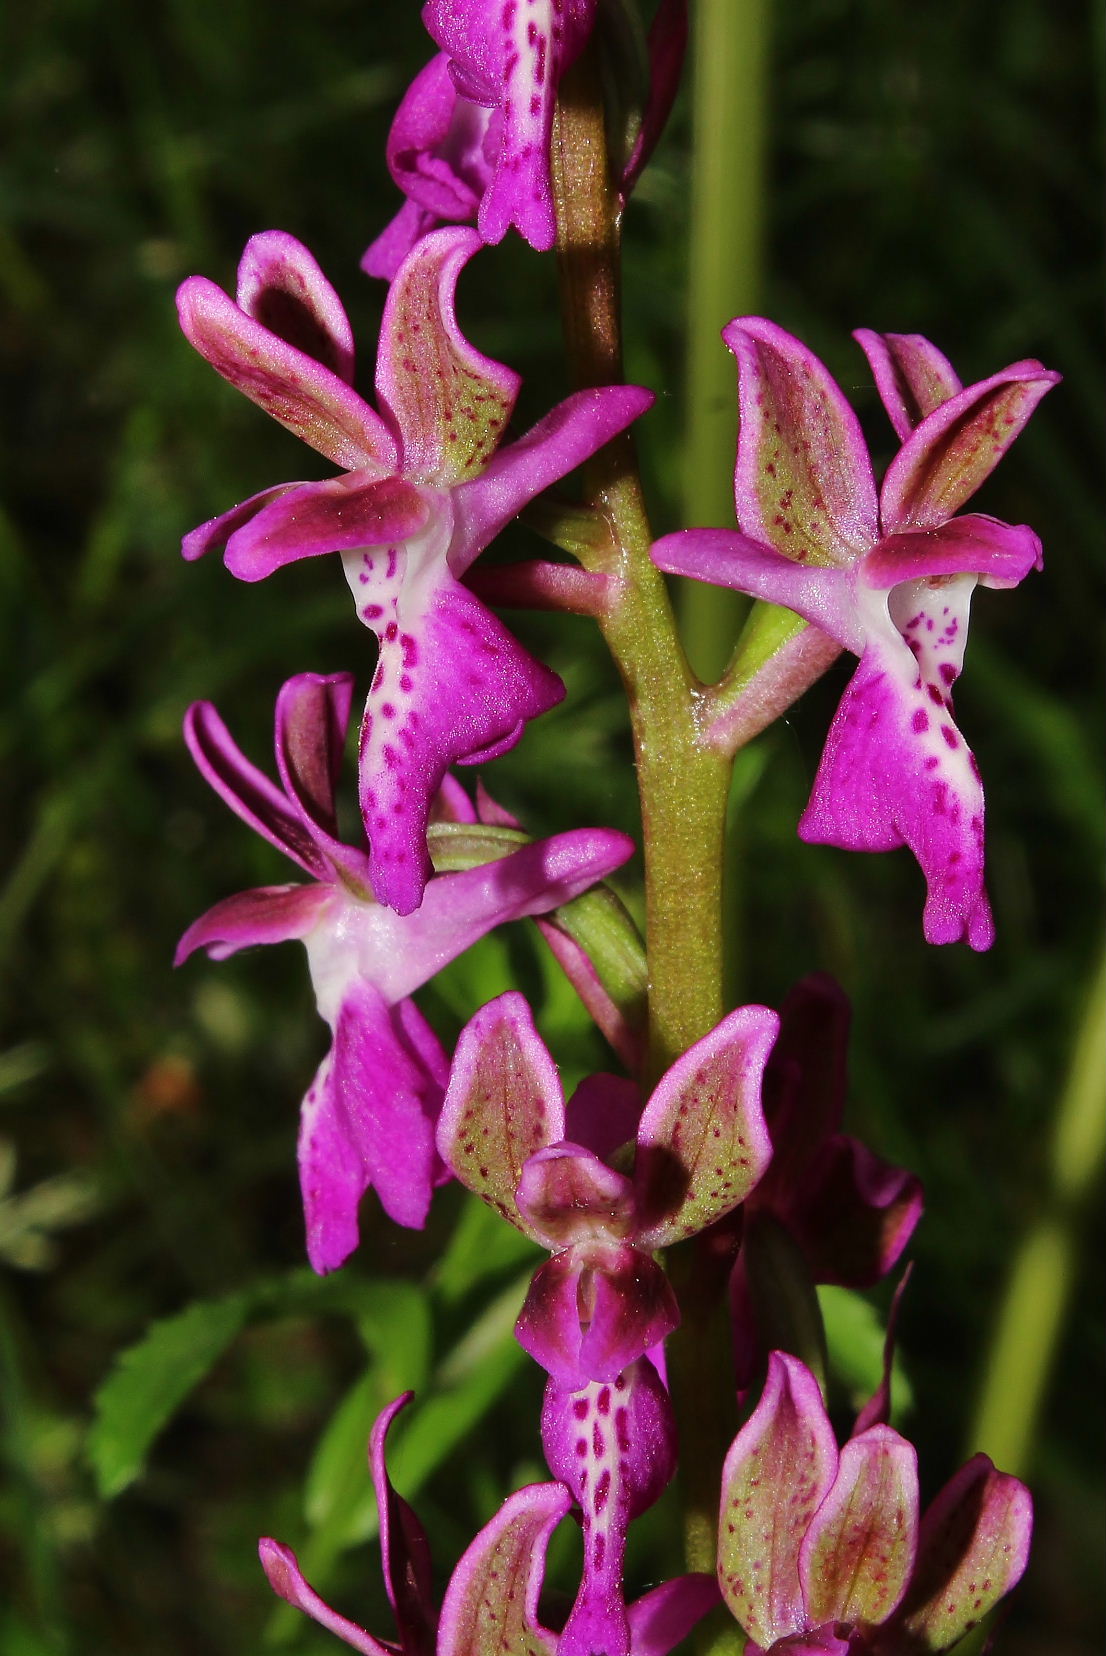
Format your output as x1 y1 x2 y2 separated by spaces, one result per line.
625 1574 721 1656
649 531 861 654
222 474 431 582
799 1425 918 1628
450 386 654 573
182 481 302 563
785 1135 923 1289
756 973 851 1197
894 1455 1032 1652
237 230 355 384
437 1482 569 1656
351 548 563 914
365 197 444 285
517 1144 636 1248
862 515 1043 592
634 1005 778 1249
620 0 689 201
723 319 879 565
371 1394 438 1656
351 826 635 1003
259 1539 396 1656
579 1250 681 1382
388 54 493 221
515 1251 591 1386
718 1352 838 1649
177 274 397 472
541 1361 677 1656
273 672 354 845
183 699 327 876
436 991 565 1232
375 227 520 487
879 360 1061 534
563 1074 642 1162
298 983 447 1273
853 330 962 440
798 622 995 951
174 883 333 965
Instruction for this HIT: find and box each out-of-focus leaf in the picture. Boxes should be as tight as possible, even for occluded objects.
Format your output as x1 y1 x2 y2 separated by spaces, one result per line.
819 1284 913 1423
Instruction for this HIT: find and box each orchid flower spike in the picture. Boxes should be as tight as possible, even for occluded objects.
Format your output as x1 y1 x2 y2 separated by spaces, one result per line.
177 225 652 913
437 991 778 1388
364 0 688 277
174 673 634 1274
731 974 923 1390
261 1391 719 1656
652 323 1060 949
718 1351 1033 1655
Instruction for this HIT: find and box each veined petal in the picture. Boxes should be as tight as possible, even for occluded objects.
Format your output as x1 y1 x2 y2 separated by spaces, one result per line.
273 672 354 844
723 319 879 566
177 274 397 472
718 1352 838 1649
182 481 302 563
799 1426 918 1629
437 991 565 1232
376 227 520 487
895 1456 1032 1652
862 516 1043 593
175 883 334 965
237 230 355 384
450 386 654 573
437 1482 569 1656
184 698 327 876
298 983 446 1273
259 1539 397 1656
350 545 563 914
634 1005 778 1249
649 531 862 654
371 1395 438 1656
853 330 962 440
222 474 431 582
879 360 1061 534
541 1361 677 1656
798 611 995 951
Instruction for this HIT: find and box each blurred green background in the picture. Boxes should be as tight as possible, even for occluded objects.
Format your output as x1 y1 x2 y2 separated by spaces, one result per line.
1 1 1101 1651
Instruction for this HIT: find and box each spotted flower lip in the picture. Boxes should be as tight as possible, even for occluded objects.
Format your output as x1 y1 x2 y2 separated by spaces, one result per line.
363 0 688 277
175 672 636 1274
651 320 1060 950
177 224 652 914
717 1352 1032 1655
437 990 778 1388
260 1390 719 1656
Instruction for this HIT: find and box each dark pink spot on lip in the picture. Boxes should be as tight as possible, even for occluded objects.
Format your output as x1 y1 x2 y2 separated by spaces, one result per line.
940 725 959 748
911 709 929 734
939 661 957 684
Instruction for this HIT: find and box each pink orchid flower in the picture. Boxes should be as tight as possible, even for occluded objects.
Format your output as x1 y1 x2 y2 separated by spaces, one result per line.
175 673 634 1274
652 322 1060 949
718 1351 1032 1655
177 225 651 913
261 1390 718 1656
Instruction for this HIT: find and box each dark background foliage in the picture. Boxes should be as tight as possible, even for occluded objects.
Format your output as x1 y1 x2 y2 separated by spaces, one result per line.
1 1 1101 1652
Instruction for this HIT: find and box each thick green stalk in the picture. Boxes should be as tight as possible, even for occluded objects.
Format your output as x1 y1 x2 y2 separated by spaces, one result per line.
551 51 737 1592
679 0 770 683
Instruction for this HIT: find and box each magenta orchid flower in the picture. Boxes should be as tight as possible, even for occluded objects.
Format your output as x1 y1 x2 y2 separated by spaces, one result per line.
651 322 1060 949
261 1390 718 1656
174 673 635 1274
718 1351 1032 1655
437 991 778 1388
731 974 923 1389
364 1 688 277
177 225 652 913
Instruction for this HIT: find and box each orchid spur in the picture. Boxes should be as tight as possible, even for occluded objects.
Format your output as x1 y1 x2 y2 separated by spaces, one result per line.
174 672 634 1273
261 1391 719 1656
652 322 1060 949
177 224 651 913
718 1351 1032 1655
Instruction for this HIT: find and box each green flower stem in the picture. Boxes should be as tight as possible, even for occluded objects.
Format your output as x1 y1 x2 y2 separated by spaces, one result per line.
969 945 1106 1475
552 50 737 1590
679 0 770 685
